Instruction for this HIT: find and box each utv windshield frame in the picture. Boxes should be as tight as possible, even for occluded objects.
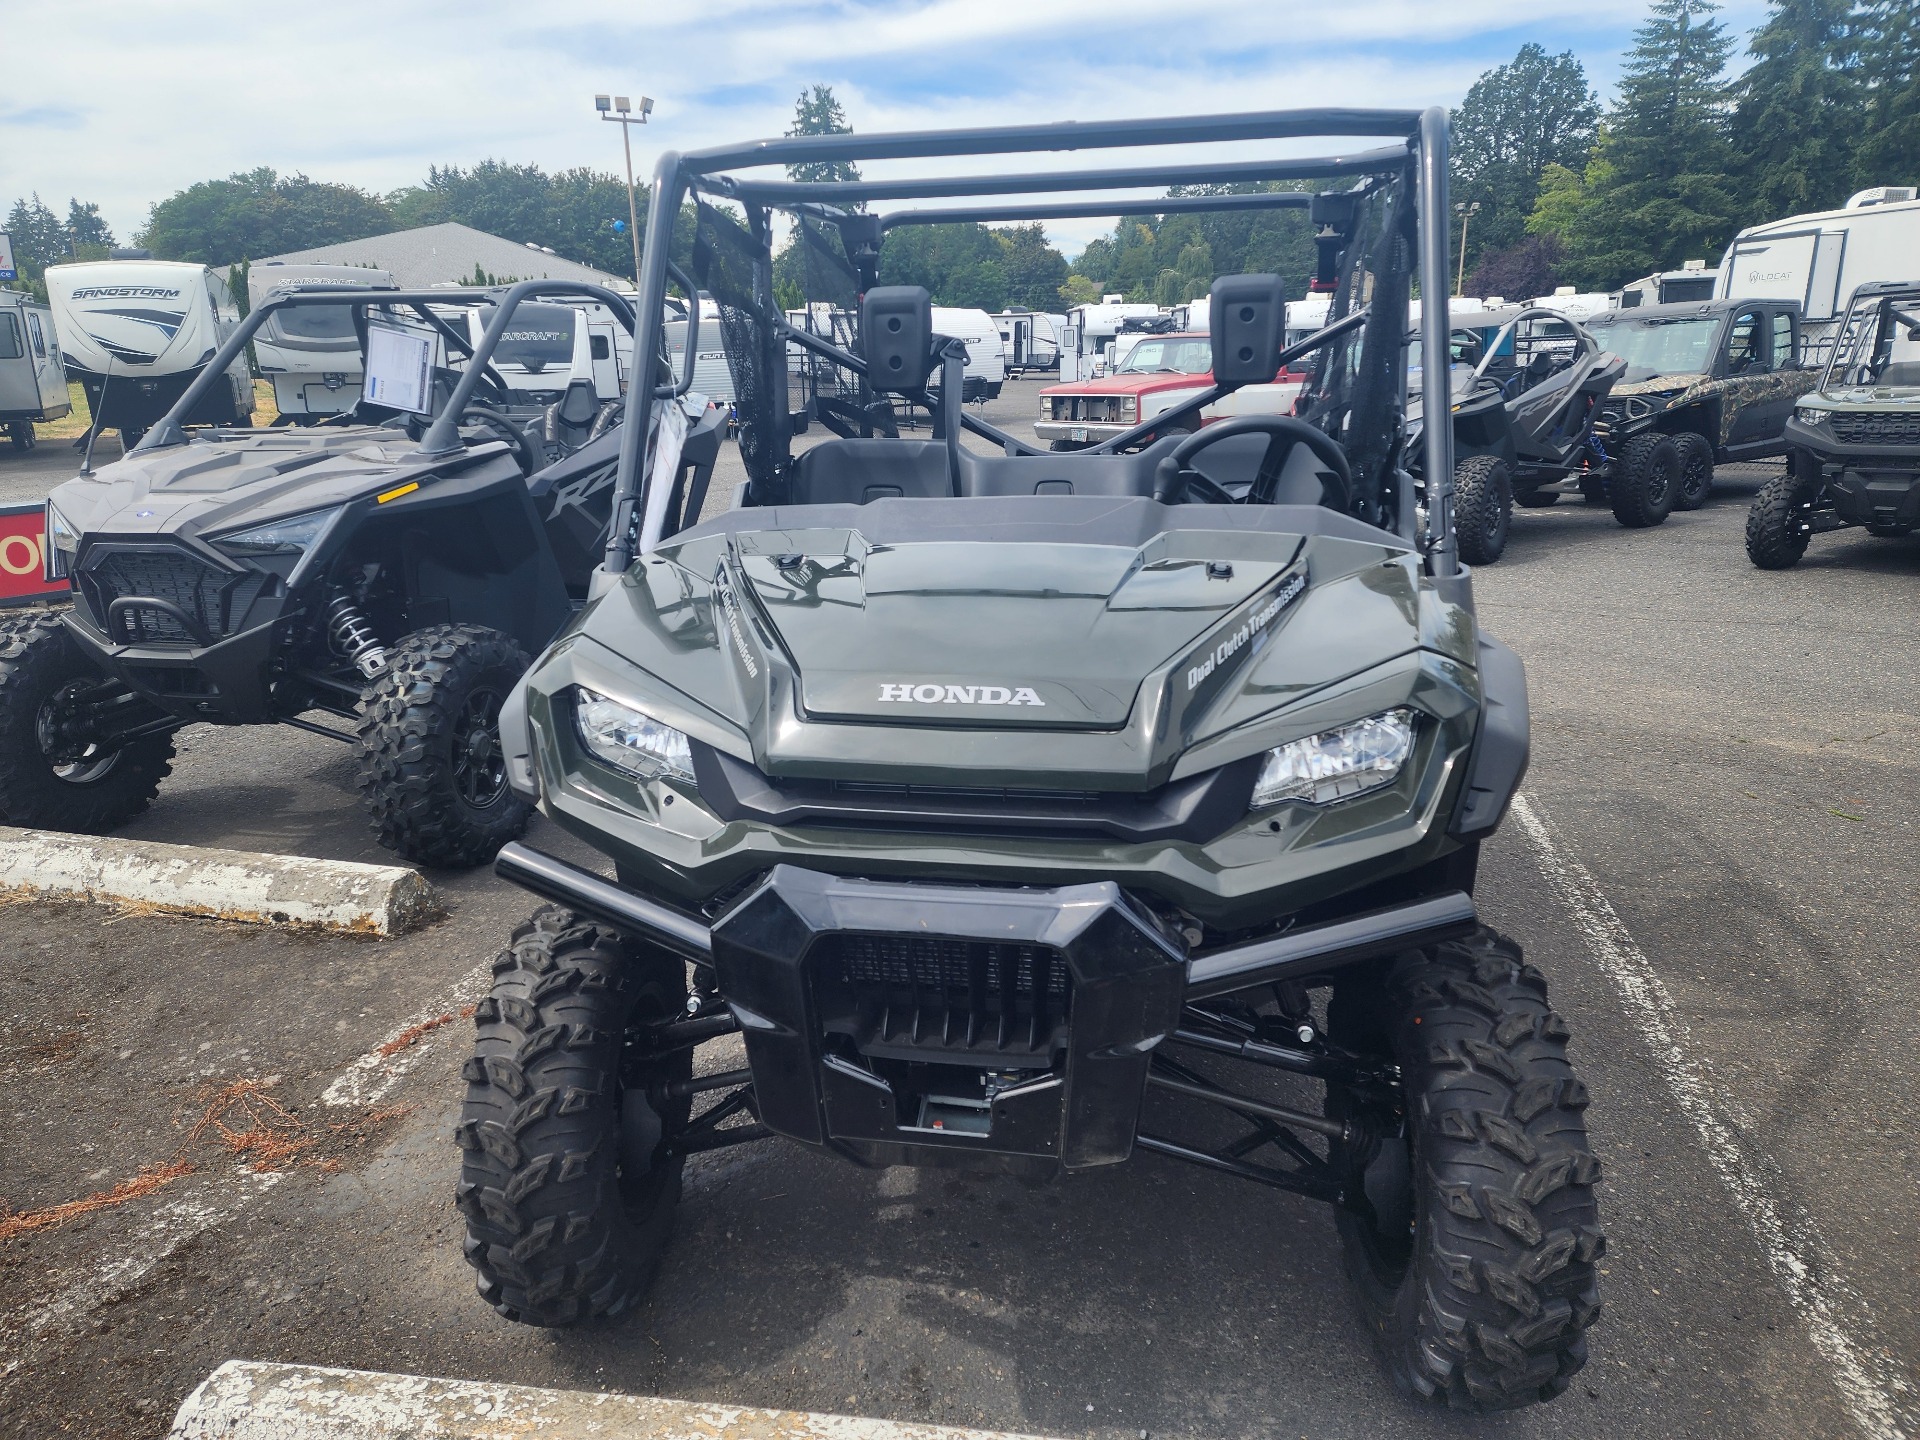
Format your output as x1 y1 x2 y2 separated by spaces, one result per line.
610 108 1459 578
1821 281 1920 391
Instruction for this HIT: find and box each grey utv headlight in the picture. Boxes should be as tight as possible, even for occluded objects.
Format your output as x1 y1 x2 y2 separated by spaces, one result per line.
1251 708 1416 808
43 502 79 581
1794 406 1829 426
210 507 338 559
573 687 695 785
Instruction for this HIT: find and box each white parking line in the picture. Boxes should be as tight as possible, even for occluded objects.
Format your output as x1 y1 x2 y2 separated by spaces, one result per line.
1511 793 1916 1440
4 966 487 1368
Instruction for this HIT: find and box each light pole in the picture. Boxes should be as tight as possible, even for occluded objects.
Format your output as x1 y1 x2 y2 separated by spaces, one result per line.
1454 201 1481 295
596 93 653 289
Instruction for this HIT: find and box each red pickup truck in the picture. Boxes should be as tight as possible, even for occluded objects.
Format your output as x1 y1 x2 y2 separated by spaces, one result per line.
1035 332 1308 448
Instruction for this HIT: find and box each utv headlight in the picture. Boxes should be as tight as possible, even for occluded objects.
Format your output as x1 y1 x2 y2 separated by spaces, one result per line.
43 502 79 581
1794 406 1829 426
1251 708 1416 808
573 687 695 785
210 507 338 559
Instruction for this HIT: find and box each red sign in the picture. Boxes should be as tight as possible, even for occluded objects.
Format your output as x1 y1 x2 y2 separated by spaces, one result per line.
0 501 71 608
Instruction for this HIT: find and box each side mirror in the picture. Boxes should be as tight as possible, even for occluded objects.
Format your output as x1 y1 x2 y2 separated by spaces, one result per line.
1209 274 1286 387
861 286 933 395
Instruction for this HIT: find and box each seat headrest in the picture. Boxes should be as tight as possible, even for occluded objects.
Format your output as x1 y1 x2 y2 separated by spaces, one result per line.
861 287 934 395
559 377 597 425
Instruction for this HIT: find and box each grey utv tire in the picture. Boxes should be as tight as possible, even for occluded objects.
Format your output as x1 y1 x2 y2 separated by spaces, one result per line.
1452 455 1513 565
1745 467 1817 570
1671 432 1714 511
457 907 690 1326
356 624 533 867
1328 928 1603 1412
1611 434 1679 528
0 612 175 832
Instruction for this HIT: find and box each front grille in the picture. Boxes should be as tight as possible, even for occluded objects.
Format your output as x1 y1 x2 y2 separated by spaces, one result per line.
814 932 1073 1060
1832 411 1920 446
1047 395 1123 423
81 548 271 647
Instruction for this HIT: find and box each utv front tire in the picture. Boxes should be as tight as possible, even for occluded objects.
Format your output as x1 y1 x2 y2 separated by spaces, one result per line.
1671 432 1714 511
1611 434 1679 528
1745 465 1817 570
457 908 690 1326
1329 929 1603 1411
1452 455 1513 565
0 613 175 832
356 624 533 867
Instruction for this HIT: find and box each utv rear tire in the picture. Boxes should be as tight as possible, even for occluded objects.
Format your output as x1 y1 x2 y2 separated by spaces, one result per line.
0 612 175 832
1672 432 1714 511
1328 929 1603 1412
1611 435 1679 528
457 908 690 1326
356 624 533 867
1452 455 1513 566
1745 466 1817 570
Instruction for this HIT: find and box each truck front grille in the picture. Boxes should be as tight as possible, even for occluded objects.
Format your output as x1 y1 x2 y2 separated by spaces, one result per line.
1831 411 1920 446
1046 395 1122 423
80 547 271 647
814 932 1072 1061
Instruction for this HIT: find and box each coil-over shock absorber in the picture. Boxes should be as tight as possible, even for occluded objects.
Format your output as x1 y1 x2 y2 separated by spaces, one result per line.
326 591 388 678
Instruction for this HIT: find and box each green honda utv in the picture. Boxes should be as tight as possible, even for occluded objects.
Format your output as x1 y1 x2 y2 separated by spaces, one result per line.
456 109 1604 1411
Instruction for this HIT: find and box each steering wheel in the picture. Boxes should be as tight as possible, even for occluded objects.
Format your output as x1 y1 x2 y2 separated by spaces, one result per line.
458 403 539 476
1158 416 1353 512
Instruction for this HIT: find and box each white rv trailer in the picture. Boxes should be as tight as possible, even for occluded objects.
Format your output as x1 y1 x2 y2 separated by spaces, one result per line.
247 262 396 421
1616 260 1717 310
1060 299 1161 381
669 294 737 407
0 289 71 450
929 307 1007 400
464 298 632 406
1715 186 1920 359
45 259 253 443
991 310 1065 375
1529 286 1613 323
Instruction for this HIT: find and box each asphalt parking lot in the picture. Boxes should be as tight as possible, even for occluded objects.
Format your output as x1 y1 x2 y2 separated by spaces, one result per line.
1 380 1915 1439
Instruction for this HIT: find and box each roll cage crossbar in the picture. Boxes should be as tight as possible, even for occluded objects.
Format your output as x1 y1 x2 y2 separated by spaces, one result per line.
607 108 1458 580
134 279 646 456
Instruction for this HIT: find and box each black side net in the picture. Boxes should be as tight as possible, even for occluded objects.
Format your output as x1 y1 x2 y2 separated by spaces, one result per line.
1299 174 1414 531
693 199 791 502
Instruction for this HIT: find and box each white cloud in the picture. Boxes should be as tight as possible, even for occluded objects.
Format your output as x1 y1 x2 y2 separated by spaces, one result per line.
0 0 1770 252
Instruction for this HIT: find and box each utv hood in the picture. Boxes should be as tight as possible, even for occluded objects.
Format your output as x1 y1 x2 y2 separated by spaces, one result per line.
563 498 1472 788
43 427 514 545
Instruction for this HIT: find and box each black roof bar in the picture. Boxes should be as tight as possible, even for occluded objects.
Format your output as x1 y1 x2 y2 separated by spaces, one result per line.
877 190 1316 232
702 146 1410 206
678 108 1428 172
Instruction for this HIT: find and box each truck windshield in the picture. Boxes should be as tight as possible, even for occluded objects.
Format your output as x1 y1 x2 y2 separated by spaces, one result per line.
1116 338 1211 374
1595 317 1719 384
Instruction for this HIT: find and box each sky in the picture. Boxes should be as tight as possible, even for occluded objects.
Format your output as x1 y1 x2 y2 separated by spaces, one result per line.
0 0 1770 261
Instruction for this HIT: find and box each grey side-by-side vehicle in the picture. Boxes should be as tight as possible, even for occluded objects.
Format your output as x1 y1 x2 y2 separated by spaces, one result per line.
0 281 722 864
452 109 1605 1411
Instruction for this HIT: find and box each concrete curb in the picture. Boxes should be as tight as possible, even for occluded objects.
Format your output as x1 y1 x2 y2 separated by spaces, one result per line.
169 1362 1047 1440
0 827 437 936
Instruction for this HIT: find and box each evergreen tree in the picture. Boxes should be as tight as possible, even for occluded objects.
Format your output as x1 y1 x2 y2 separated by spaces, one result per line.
1729 0 1866 222
5 194 67 270
1536 0 1737 287
1450 46 1601 272
1854 0 1920 187
65 199 115 253
784 85 861 187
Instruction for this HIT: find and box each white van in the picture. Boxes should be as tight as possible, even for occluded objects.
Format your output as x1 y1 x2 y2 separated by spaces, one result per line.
929 307 1006 400
1716 187 1920 359
0 290 71 451
46 260 253 443
247 262 396 421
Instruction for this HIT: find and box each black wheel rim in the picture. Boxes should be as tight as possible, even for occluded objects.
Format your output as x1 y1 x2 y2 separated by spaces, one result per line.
1682 450 1710 502
450 685 508 809
35 681 122 785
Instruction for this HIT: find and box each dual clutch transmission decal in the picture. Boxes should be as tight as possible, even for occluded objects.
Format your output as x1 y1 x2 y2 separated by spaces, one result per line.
1181 568 1307 703
711 560 761 681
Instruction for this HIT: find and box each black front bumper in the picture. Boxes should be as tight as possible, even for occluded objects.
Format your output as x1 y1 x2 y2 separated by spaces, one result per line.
495 844 1476 1175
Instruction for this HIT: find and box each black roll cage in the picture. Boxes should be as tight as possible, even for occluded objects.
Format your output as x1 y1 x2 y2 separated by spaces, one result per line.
611 107 1458 581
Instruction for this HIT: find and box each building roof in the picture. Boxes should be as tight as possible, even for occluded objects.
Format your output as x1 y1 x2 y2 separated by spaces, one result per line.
255 222 633 292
